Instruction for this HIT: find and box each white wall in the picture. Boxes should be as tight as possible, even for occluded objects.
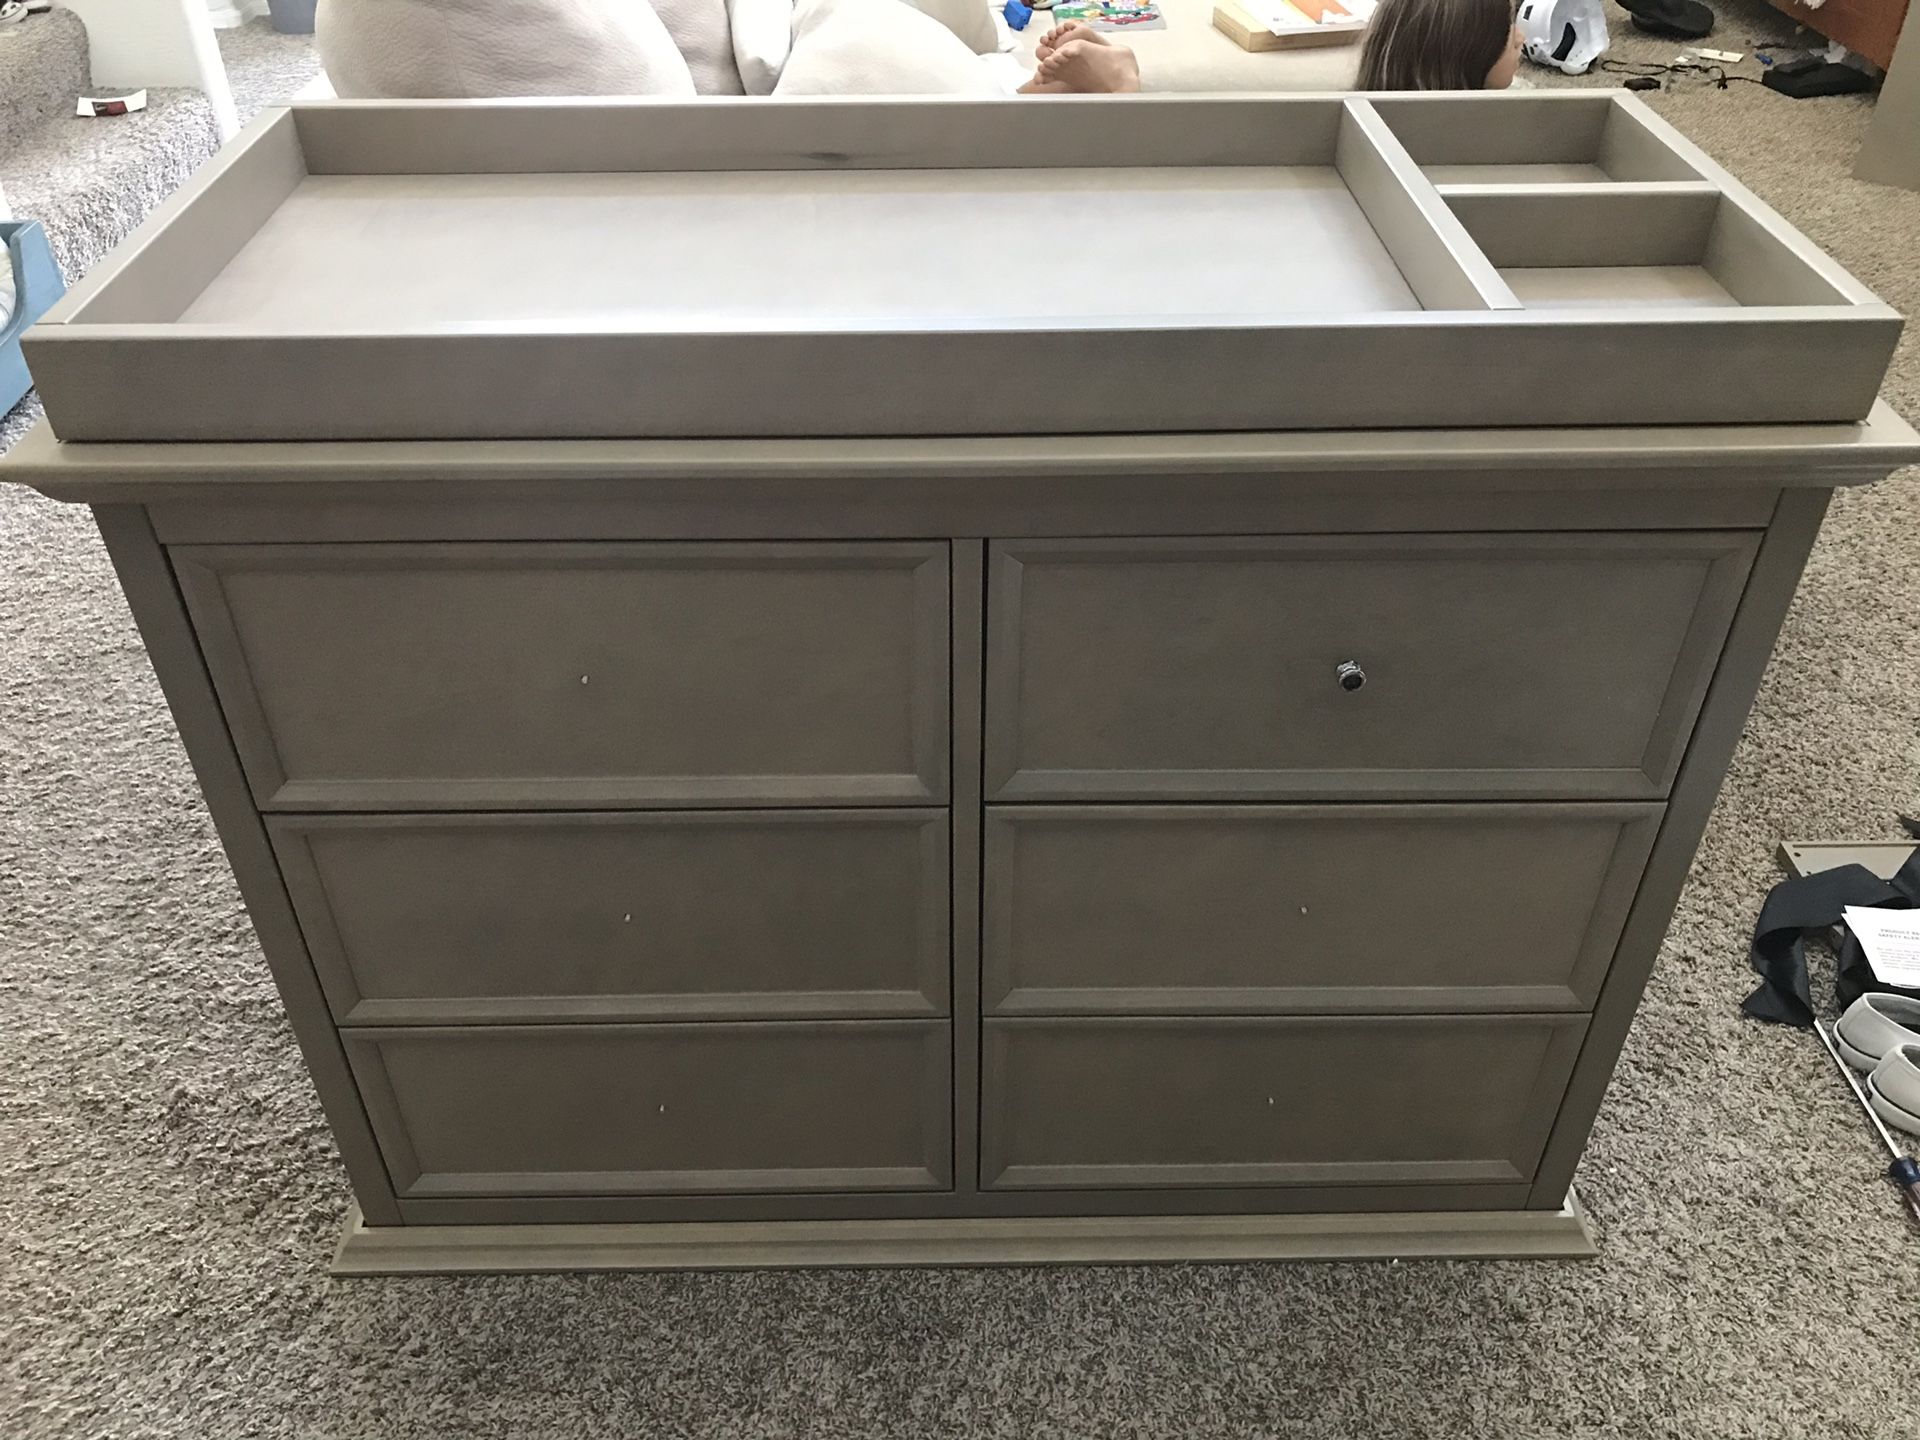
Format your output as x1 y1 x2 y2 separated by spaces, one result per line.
59 0 239 139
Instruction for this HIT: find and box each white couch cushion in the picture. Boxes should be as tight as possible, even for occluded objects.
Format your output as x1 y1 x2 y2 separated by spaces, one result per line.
904 0 998 53
316 0 697 99
775 0 1002 94
654 0 749 93
730 0 795 93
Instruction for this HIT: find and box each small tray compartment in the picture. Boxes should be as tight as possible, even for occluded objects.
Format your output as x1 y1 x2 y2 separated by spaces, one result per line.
1447 188 1857 310
1371 91 1705 186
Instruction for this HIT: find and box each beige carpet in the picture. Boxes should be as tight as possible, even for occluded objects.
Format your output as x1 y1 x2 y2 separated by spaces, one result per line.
2 7 1919 1437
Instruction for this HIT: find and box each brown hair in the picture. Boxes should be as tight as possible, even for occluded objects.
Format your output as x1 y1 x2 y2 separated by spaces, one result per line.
1356 0 1512 90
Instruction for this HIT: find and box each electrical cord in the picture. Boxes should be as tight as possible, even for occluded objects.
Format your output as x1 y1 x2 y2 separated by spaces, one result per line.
1596 56 1769 88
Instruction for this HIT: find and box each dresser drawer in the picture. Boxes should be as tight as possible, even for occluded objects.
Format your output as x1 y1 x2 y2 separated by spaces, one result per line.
273 809 950 1024
986 534 1756 801
981 1015 1585 1190
984 803 1658 1015
345 1021 952 1197
174 541 949 810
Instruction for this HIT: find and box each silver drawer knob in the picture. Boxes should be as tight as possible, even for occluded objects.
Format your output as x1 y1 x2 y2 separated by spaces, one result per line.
1336 661 1367 692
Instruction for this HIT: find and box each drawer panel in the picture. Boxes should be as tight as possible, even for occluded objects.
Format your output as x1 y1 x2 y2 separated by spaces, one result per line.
986 534 1757 800
982 1015 1586 1190
174 541 949 810
273 809 950 1024
985 803 1658 1015
345 1021 952 1197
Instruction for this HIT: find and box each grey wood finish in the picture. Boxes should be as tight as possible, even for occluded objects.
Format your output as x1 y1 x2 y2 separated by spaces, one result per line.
1500 267 1736 312
1614 98 1885 306
1704 202 1861 309
20 97 1904 442
983 804 1660 1016
985 533 1758 802
142 487 1780 545
980 1015 1587 1190
345 1021 951 1198
269 809 950 1025
1446 188 1724 270
11 404 1915 503
395 1177 1537 1225
1373 92 1699 182
1526 487 1833 1207
25 305 1898 443
951 543 986 1196
288 94 1351 177
37 110 306 328
89 506 402 1225
330 1193 1597 1274
1 107 1910 1265
1332 101 1515 311
171 541 949 811
177 170 1420 329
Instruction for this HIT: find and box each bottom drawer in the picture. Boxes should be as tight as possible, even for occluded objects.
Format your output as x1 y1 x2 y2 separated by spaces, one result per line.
982 1015 1585 1190
346 1021 951 1198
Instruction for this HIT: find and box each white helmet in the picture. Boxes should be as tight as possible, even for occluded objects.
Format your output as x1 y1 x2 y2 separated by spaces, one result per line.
1516 0 1609 74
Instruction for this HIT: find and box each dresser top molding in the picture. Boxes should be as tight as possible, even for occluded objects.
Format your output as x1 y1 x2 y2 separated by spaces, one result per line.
3 404 1916 507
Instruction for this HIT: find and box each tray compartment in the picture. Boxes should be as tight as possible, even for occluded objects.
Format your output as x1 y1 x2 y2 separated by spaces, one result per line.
1371 92 1705 186
1448 188 1858 310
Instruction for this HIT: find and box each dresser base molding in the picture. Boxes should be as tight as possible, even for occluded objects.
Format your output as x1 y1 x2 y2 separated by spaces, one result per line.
331 1193 1597 1275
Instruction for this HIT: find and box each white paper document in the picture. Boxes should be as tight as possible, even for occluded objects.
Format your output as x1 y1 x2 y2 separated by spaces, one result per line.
1843 906 1920 988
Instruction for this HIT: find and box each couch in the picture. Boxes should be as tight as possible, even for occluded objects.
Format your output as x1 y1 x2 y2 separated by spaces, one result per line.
313 0 1359 101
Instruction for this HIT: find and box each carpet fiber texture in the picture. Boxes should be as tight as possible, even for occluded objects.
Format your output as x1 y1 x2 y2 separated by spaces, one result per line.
2 5 1919 1437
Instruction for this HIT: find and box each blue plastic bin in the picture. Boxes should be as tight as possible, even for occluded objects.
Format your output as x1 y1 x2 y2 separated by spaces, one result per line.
1 221 66 416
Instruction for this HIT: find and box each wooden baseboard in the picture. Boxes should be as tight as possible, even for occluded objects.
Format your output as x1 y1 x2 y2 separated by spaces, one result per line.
332 1192 1597 1275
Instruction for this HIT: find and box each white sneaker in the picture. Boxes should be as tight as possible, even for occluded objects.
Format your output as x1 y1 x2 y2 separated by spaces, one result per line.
1834 993 1920 1071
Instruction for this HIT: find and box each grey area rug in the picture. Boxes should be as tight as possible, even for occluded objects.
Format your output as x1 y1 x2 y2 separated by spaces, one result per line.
3 4 1918 1436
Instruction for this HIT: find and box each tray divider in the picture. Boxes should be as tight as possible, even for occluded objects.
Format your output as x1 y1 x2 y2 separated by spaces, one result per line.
1433 180 1722 201
1446 189 1722 270
41 109 309 327
1335 100 1519 313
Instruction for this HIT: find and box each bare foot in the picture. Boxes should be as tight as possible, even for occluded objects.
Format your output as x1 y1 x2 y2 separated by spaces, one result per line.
1024 37 1142 93
1036 19 1107 59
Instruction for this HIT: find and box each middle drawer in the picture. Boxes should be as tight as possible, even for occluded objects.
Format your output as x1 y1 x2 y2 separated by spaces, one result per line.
271 809 951 1024
984 802 1660 1015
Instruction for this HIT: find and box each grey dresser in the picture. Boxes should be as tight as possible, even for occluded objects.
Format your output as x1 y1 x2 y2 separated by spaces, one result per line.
5 93 1917 1272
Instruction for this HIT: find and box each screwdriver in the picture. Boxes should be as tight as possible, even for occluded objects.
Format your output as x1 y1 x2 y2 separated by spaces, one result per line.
1814 1019 1920 1229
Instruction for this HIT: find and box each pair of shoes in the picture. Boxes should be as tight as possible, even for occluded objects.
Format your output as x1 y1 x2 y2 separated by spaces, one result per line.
1835 993 1920 1069
1835 994 1920 1138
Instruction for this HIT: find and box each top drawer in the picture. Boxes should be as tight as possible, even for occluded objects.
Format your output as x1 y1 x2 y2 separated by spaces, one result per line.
175 542 949 810
986 533 1756 802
